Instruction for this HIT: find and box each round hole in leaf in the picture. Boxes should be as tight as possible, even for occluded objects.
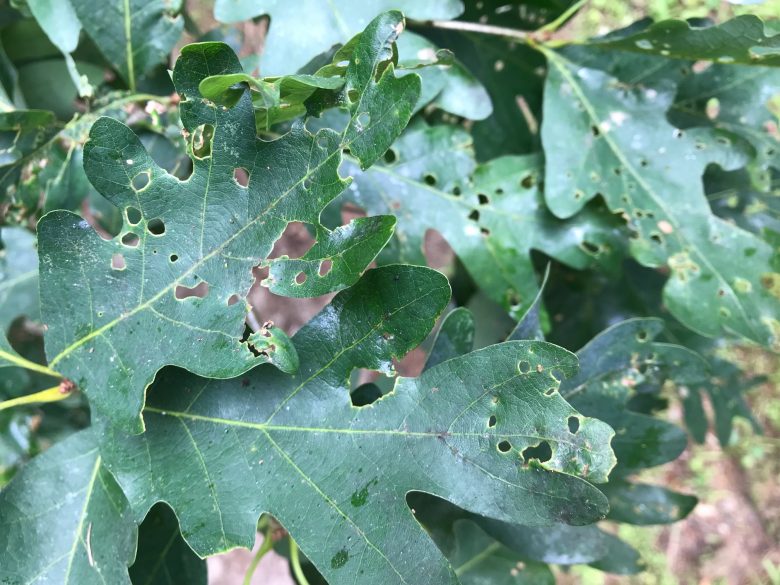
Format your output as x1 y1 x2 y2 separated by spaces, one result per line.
488 415 497 428
147 218 165 236
636 330 648 342
423 173 437 186
233 167 249 188
169 254 179 263
132 171 150 191
319 259 333 277
126 206 142 225
383 148 397 164
518 360 531 374
477 193 489 205
568 416 580 433
111 253 126 270
121 233 139 247
295 272 307 284
497 440 512 453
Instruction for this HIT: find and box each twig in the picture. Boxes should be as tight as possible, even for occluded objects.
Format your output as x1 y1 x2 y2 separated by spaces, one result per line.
289 537 311 585
242 523 275 585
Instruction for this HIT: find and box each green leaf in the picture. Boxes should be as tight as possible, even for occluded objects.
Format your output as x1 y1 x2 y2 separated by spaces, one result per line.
2 94 184 226
213 1 463 75
130 504 207 585
424 307 475 371
450 521 554 585
26 0 92 96
99 265 614 585
541 48 780 348
37 18 416 433
0 428 136 585
508 264 550 342
590 15 780 67
409 492 614 565
601 480 697 525
0 109 57 169
588 531 644 575
672 63 780 186
0 227 39 331
340 121 624 318
682 355 763 446
68 0 184 90
560 319 702 475
396 31 491 120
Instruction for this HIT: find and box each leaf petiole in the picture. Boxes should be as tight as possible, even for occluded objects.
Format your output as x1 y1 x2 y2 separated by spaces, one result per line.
0 349 62 379
242 522 275 585
289 537 311 585
0 382 74 411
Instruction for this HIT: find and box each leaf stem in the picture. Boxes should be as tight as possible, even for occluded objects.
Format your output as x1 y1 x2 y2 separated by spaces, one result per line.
537 0 589 34
289 537 311 585
242 524 274 585
0 384 72 411
410 18 531 41
0 349 62 379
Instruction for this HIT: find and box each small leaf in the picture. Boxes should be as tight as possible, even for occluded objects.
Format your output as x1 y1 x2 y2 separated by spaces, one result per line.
591 16 780 67
68 0 184 89
424 307 475 371
601 480 697 525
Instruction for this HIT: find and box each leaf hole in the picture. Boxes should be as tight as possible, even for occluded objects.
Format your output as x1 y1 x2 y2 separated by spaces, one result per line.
522 441 552 463
295 272 307 285
192 124 214 159
550 368 564 382
544 388 556 396
347 89 359 102
383 148 398 164
111 253 126 270
227 294 240 306
126 206 142 225
480 227 490 237
423 173 437 186
520 174 535 189
580 240 599 255
488 415 497 428
233 167 250 188
121 233 139 247
452 186 462 196
175 281 209 299
468 209 480 222
568 416 580 433
518 360 531 374
497 440 512 453
590 125 601 137
636 330 648 342
356 111 370 129
318 259 333 277
131 171 150 191
169 254 179 263
147 218 165 236
477 193 490 205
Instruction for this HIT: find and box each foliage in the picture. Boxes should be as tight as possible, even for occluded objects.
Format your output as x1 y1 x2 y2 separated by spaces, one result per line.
0 1 778 584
